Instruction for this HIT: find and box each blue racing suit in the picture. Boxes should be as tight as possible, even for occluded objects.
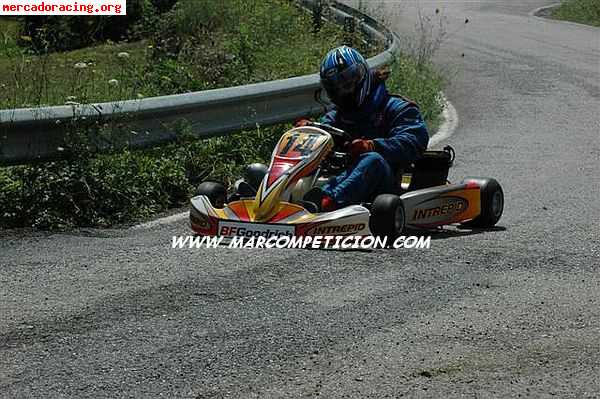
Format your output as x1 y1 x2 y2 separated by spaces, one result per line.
320 78 430 205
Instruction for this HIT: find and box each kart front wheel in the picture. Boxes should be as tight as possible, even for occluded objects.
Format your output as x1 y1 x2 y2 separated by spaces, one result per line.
369 194 406 240
197 182 227 209
461 177 504 227
244 163 268 190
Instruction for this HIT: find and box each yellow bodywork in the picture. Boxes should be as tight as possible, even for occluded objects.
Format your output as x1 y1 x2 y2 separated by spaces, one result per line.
251 128 333 222
213 199 316 223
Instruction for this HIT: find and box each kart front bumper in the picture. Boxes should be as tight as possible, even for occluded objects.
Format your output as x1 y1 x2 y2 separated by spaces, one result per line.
190 196 372 238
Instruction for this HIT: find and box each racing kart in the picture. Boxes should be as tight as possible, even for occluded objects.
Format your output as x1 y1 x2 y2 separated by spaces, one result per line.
189 122 504 240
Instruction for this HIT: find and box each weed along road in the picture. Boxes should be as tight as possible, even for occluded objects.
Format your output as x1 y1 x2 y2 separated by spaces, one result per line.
1 1 599 397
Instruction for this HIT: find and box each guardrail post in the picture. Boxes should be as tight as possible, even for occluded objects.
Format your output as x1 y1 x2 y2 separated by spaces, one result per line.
312 0 323 32
343 15 356 47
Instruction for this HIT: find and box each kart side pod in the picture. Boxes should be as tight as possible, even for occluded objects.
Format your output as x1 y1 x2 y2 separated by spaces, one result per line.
399 177 504 230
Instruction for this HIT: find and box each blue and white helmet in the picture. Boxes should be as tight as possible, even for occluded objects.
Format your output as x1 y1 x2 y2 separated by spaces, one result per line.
320 46 371 111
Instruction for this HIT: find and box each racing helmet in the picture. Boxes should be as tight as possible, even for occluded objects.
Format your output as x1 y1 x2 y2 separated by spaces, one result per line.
320 46 372 111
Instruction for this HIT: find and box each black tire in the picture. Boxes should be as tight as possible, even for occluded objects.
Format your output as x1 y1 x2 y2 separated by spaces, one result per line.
369 194 406 240
461 177 504 227
197 181 227 208
243 163 268 190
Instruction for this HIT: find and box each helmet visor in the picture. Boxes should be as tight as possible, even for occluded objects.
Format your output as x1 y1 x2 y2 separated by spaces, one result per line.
321 63 366 107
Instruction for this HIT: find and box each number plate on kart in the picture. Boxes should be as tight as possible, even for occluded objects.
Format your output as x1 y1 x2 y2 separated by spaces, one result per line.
218 221 295 238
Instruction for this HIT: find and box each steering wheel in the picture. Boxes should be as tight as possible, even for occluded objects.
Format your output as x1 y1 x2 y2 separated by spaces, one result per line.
301 122 352 172
305 121 351 141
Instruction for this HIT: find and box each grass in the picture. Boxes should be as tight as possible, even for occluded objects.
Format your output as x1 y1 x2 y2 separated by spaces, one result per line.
1 44 149 109
386 55 445 132
0 1 372 109
552 0 600 26
1 16 149 108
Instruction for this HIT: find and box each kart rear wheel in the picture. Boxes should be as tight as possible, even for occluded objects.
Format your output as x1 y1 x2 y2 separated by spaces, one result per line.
197 182 227 209
369 194 406 240
461 177 504 227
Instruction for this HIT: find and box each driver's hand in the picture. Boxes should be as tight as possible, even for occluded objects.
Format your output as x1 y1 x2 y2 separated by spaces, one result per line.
294 118 311 127
348 139 375 160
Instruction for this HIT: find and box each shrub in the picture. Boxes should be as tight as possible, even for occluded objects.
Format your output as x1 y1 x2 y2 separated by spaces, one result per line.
0 124 282 229
386 55 445 131
148 0 368 88
151 0 178 13
0 150 191 228
17 0 154 52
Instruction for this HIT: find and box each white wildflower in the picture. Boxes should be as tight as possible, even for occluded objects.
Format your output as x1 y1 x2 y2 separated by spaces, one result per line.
74 62 88 69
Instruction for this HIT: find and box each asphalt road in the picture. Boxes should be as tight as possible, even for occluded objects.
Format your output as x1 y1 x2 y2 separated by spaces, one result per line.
1 1 599 398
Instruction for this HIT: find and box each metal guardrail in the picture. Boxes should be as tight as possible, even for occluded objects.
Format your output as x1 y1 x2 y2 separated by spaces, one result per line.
0 0 399 166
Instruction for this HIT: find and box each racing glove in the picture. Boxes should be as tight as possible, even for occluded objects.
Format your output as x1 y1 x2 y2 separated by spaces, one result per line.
321 194 338 212
294 118 311 127
348 139 375 160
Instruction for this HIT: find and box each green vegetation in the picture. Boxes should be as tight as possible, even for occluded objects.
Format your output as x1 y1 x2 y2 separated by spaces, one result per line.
0 0 367 109
0 1 446 230
16 1 154 52
0 52 445 229
552 0 600 27
387 56 445 132
0 125 279 228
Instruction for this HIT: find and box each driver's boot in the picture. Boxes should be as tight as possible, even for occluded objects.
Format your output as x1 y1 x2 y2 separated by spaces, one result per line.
303 187 338 213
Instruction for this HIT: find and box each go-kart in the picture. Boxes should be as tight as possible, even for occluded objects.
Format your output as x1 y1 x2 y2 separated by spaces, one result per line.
189 122 504 240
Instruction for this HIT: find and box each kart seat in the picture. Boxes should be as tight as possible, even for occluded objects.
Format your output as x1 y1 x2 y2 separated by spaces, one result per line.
399 146 455 191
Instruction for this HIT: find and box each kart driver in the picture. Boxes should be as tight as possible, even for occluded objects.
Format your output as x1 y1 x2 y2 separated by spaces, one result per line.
300 46 430 211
